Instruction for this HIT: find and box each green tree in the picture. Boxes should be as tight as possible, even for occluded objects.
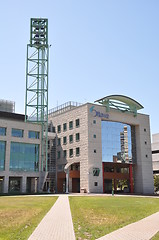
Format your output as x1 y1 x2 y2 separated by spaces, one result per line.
154 175 159 192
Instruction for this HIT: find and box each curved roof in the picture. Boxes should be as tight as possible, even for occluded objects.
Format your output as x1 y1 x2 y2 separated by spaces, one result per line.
95 95 143 110
95 95 143 116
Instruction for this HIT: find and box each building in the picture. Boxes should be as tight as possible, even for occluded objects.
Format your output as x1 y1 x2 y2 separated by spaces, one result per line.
0 100 45 194
0 96 154 194
152 133 159 175
48 95 154 195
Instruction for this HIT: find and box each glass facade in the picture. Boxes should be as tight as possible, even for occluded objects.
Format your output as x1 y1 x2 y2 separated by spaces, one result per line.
10 142 39 171
12 128 23 138
101 121 135 163
0 141 5 170
28 131 39 139
0 127 6 136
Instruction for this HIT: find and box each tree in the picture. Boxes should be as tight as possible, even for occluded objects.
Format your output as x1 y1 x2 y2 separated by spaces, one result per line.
154 175 159 192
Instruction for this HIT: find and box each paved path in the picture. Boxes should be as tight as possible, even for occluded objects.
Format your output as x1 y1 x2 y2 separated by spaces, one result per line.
28 195 75 240
28 194 159 240
97 212 159 240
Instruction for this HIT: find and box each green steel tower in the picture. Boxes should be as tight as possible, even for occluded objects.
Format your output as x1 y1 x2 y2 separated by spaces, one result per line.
25 18 49 172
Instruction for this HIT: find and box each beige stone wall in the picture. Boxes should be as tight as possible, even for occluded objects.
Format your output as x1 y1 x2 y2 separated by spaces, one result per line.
48 104 89 192
48 102 154 194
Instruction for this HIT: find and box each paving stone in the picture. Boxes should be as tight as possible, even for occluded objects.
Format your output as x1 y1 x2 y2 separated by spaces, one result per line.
28 195 75 240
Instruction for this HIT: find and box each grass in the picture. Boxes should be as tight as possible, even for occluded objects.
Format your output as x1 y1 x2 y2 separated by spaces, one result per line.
152 232 159 240
69 196 159 240
0 196 58 240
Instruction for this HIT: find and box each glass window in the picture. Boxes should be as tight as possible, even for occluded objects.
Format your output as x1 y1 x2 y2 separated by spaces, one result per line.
93 120 96 124
76 133 80 141
28 131 39 139
63 136 67 145
57 138 61 146
9 177 21 193
0 141 5 170
69 121 73 130
101 121 134 164
12 128 23 138
93 134 96 138
0 127 6 136
63 123 67 132
48 140 50 149
94 149 96 153
10 142 39 172
57 125 61 133
57 151 61 159
64 150 67 158
76 119 80 127
76 147 80 156
94 182 98 186
69 135 73 143
69 149 73 158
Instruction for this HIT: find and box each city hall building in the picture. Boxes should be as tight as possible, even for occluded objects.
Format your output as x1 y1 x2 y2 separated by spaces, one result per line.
48 95 154 194
0 96 154 194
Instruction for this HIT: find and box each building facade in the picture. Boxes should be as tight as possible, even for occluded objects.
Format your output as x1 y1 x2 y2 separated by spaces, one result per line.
0 109 44 194
0 96 154 195
48 96 154 194
152 133 159 175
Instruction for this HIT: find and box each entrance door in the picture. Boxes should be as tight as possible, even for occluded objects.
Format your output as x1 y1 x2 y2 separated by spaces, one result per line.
72 178 80 193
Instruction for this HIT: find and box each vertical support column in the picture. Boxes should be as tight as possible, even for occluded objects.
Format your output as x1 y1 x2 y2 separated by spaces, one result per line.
22 176 27 193
129 164 133 193
66 169 69 194
4 175 9 193
102 162 104 193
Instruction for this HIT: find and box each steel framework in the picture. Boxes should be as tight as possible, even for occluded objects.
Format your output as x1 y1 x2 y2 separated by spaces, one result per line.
25 18 49 171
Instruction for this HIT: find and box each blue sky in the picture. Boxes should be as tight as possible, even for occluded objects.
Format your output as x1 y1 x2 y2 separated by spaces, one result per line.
0 1 159 134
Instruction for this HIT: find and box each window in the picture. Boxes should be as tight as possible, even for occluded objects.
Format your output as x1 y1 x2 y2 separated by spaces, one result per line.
48 140 50 149
76 133 80 141
146 154 148 158
76 119 80 128
69 121 73 130
93 120 96 124
12 128 23 138
64 150 67 158
94 182 98 186
69 149 73 158
0 141 6 170
57 125 61 133
57 151 61 159
144 128 147 132
94 149 96 153
63 123 67 132
28 131 39 139
63 136 67 145
0 127 6 136
145 141 147 145
57 138 61 146
76 147 80 156
10 142 39 172
69 135 73 143
93 134 96 138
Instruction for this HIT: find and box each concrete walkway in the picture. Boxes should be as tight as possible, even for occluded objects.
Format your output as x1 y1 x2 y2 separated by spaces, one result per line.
28 194 159 240
28 195 75 240
97 212 159 240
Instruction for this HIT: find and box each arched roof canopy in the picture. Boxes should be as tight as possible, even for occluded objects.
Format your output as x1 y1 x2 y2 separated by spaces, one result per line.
95 95 144 116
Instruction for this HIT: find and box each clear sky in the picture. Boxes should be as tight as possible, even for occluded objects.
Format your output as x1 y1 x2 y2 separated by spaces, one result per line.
0 1 159 135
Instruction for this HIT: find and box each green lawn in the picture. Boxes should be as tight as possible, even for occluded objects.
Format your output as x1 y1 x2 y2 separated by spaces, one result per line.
152 232 159 240
0 196 58 240
69 196 159 240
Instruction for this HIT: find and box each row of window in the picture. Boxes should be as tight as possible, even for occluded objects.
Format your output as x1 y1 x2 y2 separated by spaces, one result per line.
57 147 80 159
0 127 40 139
0 141 39 172
57 119 80 133
57 133 80 146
